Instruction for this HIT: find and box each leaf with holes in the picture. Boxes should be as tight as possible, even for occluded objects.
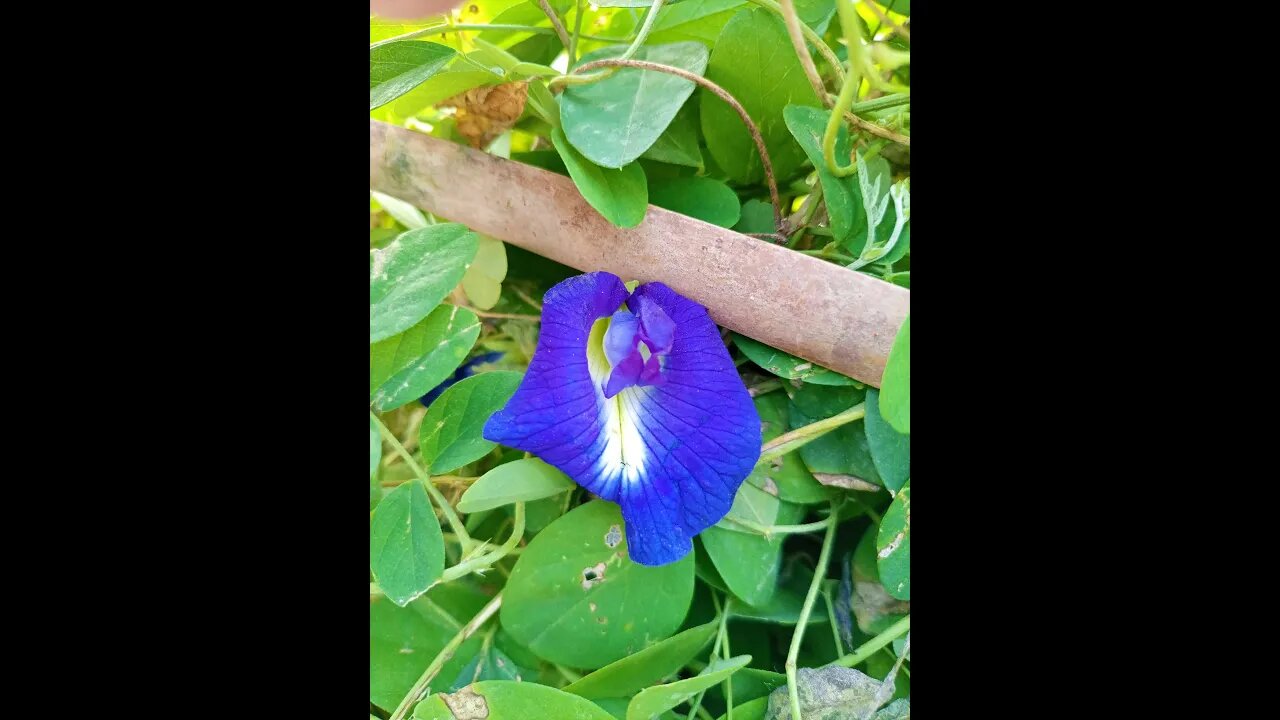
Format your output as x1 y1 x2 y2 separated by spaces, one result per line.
370 224 478 344
419 371 523 474
875 481 909 600
500 501 695 668
370 305 482 411
457 457 576 513
369 481 445 606
562 42 709 169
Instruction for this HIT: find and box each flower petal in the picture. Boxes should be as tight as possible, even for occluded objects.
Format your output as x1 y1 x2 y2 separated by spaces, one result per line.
483 273 760 566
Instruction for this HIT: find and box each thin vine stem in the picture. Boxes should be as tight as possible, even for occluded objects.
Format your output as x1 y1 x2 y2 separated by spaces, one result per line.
535 0 574 51
568 0 666 84
830 614 910 668
388 592 504 720
371 411 474 551
569 0 586 65
758 403 866 465
553 59 786 236
785 500 841 720
439 502 525 584
720 515 834 537
778 0 828 102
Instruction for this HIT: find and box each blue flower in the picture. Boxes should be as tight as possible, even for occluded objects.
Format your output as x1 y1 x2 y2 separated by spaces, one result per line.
420 351 505 407
483 272 761 566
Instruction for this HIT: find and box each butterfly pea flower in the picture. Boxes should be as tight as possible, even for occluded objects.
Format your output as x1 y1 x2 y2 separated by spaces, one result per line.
484 272 761 566
420 351 505 407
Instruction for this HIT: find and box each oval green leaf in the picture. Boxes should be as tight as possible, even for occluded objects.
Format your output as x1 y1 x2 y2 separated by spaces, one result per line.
370 40 458 110
562 42 710 169
415 680 617 720
551 127 649 228
457 457 576 513
501 501 696 668
370 305 482 411
564 620 718 700
700 7 820 185
370 224 479 344
627 655 751 720
702 484 805 607
863 388 909 494
878 316 909 434
370 480 445 607
460 235 507 311
733 334 856 385
788 384 881 486
419 371 523 474
875 480 909 600
648 176 741 228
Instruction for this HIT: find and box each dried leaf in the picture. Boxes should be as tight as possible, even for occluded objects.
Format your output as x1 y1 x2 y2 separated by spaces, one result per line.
441 81 529 149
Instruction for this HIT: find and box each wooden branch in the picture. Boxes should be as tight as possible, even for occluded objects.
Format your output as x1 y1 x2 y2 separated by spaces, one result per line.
370 120 910 387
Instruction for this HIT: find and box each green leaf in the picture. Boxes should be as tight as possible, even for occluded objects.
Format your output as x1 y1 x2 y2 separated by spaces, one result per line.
648 0 745 46
795 0 837 34
562 42 710 169
627 655 752 720
564 621 718 700
448 646 527 691
648 176 741 228
371 189 429 230
370 41 457 110
702 487 804 606
551 127 649 228
418 371 523 473
783 105 860 245
460 236 508 311
763 666 891 720
845 153 894 256
640 100 703 168
370 224 479 344
701 8 820 185
790 384 881 486
370 305 482 411
863 389 909 494
734 334 857 386
734 199 776 234
501 501 695 668
878 316 909 433
370 583 491 709
370 481 445 606
746 392 836 504
390 67 502 118
875 481 909 600
457 457 576 513
370 417 383 479
716 697 770 720
414 681 617 720
850 525 909 635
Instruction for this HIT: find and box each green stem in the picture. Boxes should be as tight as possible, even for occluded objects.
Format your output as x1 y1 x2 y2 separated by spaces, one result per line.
388 592 504 720
758 403 865 465
569 0 585 66
785 501 840 720
799 249 857 263
850 93 911 115
371 411 474 551
556 664 584 683
557 0 666 86
822 588 844 656
371 24 625 49
721 515 833 537
439 502 525 584
830 614 911 668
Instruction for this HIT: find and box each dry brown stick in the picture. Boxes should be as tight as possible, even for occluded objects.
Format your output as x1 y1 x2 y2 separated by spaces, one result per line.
572 58 787 237
779 0 830 105
843 110 911 146
865 0 910 42
534 0 574 51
